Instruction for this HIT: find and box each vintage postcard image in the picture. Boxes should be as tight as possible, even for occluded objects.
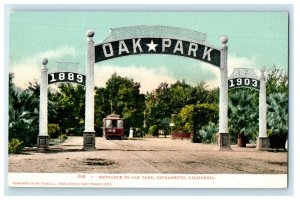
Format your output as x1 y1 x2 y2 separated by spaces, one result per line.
8 11 288 188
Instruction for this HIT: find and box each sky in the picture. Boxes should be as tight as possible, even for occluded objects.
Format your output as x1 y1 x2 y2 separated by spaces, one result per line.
9 11 288 93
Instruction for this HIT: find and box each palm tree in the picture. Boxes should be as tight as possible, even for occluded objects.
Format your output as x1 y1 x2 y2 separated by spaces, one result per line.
9 87 39 145
9 75 39 146
228 89 258 147
267 92 288 148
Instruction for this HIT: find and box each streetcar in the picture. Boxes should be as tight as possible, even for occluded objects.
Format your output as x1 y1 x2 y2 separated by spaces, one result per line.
103 114 124 139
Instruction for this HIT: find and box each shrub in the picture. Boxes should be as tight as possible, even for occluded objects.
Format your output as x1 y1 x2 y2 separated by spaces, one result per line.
59 134 68 142
269 132 286 149
192 131 203 143
199 122 218 143
9 138 23 154
149 125 159 137
67 127 84 136
133 128 143 137
48 124 60 139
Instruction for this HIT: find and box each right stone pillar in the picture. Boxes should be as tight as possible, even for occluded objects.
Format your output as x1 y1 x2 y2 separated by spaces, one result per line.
218 36 231 150
256 69 270 150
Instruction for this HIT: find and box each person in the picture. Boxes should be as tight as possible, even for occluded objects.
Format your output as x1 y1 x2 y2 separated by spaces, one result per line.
129 127 134 138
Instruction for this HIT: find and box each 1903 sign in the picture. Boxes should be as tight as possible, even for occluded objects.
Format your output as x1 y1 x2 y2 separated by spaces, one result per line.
48 72 86 86
228 78 260 90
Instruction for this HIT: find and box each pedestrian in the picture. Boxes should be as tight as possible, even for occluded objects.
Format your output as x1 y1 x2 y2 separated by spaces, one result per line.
129 127 134 138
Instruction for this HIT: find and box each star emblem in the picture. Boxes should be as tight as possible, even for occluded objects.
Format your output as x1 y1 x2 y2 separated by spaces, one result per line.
146 40 158 52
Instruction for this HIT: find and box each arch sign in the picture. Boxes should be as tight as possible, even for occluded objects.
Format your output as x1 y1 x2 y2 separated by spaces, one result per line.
48 72 86 86
95 38 221 66
228 68 270 150
36 61 86 149
37 25 248 151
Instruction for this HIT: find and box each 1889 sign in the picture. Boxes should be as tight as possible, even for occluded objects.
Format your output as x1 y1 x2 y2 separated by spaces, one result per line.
48 72 86 86
228 78 260 90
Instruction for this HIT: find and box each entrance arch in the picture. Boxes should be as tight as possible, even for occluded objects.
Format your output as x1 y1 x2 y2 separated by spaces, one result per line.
228 68 270 150
37 60 86 151
83 26 230 151
37 26 230 151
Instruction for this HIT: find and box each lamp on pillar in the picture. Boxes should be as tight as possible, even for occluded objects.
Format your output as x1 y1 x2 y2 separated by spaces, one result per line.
256 68 270 151
83 29 96 151
218 35 231 151
37 58 49 152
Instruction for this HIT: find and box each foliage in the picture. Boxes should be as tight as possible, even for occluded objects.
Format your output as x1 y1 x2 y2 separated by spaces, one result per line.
145 80 218 135
266 66 288 148
51 83 85 136
267 93 288 136
8 138 23 154
59 134 68 142
145 82 171 130
228 88 258 143
266 66 288 95
95 73 145 136
267 93 288 149
9 73 39 146
176 103 218 143
198 122 218 143
149 125 159 137
48 124 61 139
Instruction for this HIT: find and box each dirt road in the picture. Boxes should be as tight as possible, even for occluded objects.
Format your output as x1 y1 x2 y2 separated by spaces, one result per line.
8 136 287 174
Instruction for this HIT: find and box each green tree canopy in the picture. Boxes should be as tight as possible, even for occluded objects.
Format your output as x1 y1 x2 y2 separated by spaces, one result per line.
176 103 218 136
95 73 145 135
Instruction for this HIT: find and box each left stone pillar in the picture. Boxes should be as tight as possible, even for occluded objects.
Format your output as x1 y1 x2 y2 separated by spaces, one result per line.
83 30 96 151
37 58 49 151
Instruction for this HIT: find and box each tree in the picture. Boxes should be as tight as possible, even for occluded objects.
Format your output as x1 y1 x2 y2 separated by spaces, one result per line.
95 73 145 135
53 83 85 135
266 66 288 148
176 103 218 143
145 80 219 137
228 88 258 147
145 82 171 131
267 93 288 148
168 80 193 113
9 73 39 147
94 87 111 136
266 66 288 95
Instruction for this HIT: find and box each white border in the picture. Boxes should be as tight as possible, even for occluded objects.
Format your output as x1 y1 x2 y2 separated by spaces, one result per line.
1 2 298 199
8 173 287 188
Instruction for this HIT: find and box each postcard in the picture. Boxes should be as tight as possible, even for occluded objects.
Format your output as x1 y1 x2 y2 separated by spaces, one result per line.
8 11 288 188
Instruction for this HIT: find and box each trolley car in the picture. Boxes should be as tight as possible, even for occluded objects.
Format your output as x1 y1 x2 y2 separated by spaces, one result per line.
103 114 124 139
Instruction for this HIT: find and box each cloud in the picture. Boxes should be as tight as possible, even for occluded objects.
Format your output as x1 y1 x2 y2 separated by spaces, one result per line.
10 46 77 89
228 54 258 75
95 64 177 94
204 54 258 89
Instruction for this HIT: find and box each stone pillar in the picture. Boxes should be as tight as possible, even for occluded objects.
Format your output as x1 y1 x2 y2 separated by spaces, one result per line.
37 58 49 151
83 30 96 150
256 69 270 150
218 36 231 150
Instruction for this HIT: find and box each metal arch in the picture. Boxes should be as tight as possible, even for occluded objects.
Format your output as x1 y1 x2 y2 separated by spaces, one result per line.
101 25 212 47
229 68 259 80
228 68 260 91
